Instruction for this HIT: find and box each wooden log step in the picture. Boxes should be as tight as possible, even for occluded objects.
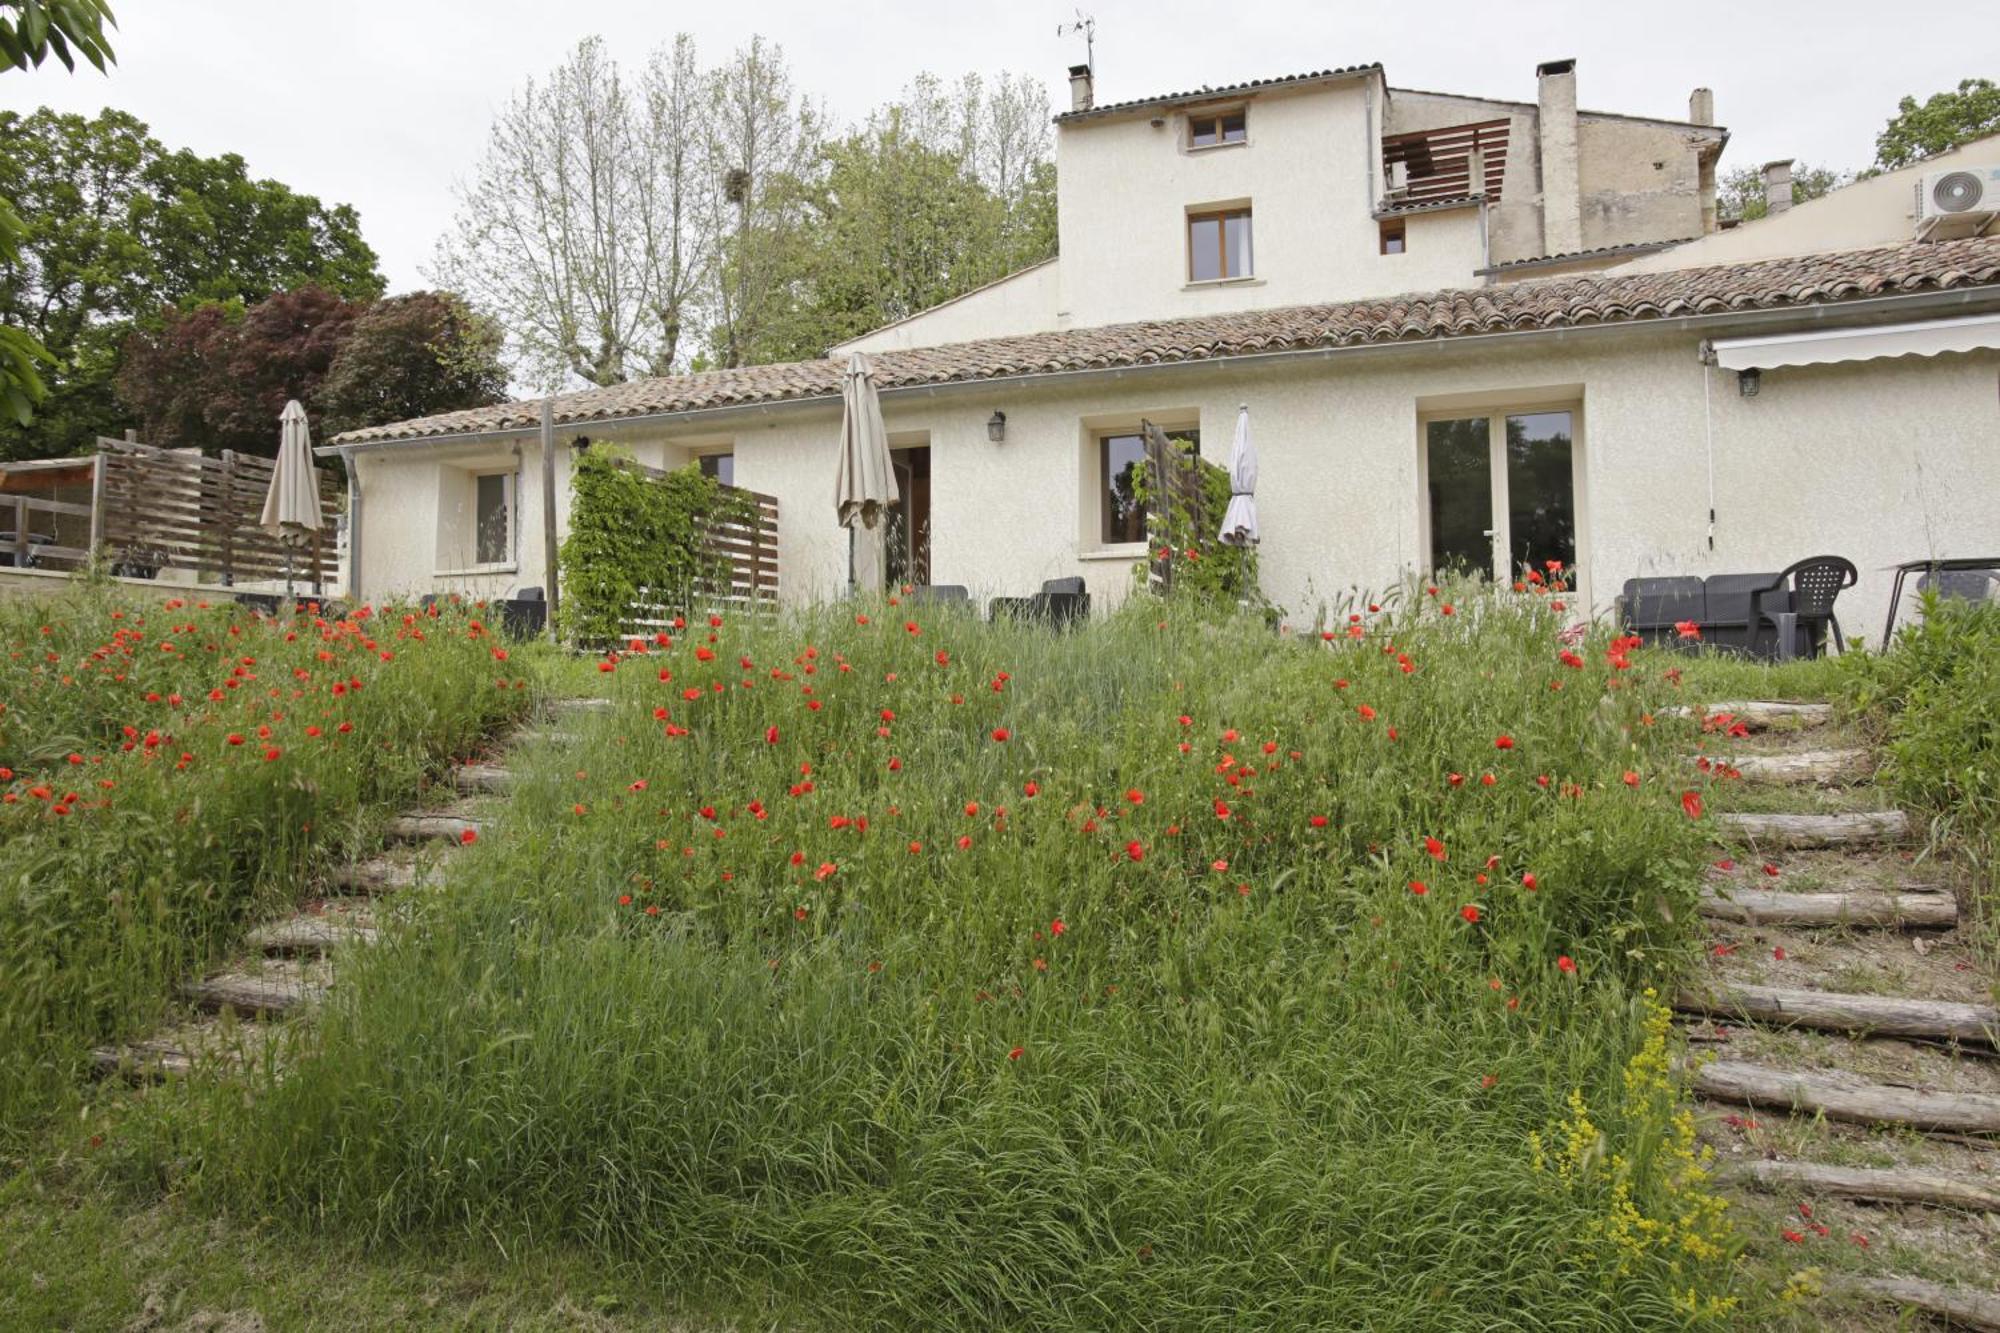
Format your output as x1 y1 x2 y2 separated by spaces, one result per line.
1697 888 1957 929
1668 700 1834 730
1723 1159 2000 1213
1691 1060 2000 1134
386 813 482 844
1707 748 1870 785
323 858 417 894
453 763 514 794
1843 1277 2000 1333
1715 810 1909 849
182 968 324 1017
90 1038 197 1081
1676 984 1999 1044
247 917 378 955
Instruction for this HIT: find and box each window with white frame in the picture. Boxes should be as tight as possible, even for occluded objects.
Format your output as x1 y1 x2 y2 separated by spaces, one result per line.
473 471 513 566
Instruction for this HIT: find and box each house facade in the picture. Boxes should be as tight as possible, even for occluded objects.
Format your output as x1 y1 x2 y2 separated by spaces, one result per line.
324 59 2000 644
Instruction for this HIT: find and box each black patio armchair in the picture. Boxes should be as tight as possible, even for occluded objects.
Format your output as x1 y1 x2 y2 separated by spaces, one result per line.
1754 555 1857 660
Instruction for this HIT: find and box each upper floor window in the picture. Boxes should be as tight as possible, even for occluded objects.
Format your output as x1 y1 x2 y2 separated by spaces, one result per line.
1188 208 1252 282
697 452 735 487
1189 110 1246 149
1380 220 1406 255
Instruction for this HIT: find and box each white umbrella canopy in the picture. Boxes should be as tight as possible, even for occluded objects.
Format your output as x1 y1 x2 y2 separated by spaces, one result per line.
1218 403 1258 546
834 352 899 591
260 399 322 599
260 399 322 542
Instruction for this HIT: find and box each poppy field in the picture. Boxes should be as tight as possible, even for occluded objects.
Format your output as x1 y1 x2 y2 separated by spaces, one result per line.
99 582 1752 1329
0 589 531 1137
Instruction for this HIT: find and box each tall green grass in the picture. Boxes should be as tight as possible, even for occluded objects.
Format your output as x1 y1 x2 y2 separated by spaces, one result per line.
0 589 535 1138
118 585 1743 1327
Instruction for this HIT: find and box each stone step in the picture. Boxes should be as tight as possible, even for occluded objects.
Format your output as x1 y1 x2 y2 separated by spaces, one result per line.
1675 983 1999 1045
1670 700 1834 731
323 858 419 894
182 964 325 1018
247 916 378 955
546 696 613 717
1692 1059 2000 1134
453 763 514 794
386 812 482 844
1715 810 1909 849
90 1036 200 1081
1723 1159 2000 1213
1706 748 1870 786
1843 1278 2000 1332
1697 887 1957 929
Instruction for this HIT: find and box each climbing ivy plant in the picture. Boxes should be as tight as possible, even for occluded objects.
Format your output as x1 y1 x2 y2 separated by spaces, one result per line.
557 446 748 643
1130 433 1261 605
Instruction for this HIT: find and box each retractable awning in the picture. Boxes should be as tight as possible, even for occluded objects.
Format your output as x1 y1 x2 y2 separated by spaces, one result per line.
1708 312 2000 371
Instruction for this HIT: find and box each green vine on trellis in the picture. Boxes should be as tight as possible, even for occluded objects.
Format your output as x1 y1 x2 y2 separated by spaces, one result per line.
1130 433 1261 605
556 446 750 643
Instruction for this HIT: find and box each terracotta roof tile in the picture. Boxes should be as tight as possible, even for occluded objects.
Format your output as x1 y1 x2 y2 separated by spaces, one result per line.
330 236 2000 447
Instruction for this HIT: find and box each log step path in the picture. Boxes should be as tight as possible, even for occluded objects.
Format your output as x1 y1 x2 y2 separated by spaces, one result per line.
88 695 604 1082
1685 699 2000 1328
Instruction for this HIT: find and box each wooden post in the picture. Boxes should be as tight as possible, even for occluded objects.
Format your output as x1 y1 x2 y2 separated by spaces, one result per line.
219 449 238 587
540 398 559 641
87 453 106 563
11 495 27 568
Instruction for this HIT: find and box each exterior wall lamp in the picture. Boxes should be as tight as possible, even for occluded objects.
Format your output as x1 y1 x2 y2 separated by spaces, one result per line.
1737 368 1761 398
987 410 1007 442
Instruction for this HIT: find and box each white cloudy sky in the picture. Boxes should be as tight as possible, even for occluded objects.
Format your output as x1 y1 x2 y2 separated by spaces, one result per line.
2 0 1985 292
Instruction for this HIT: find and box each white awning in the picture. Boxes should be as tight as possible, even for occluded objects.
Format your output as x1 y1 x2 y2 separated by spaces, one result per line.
1709 312 2000 371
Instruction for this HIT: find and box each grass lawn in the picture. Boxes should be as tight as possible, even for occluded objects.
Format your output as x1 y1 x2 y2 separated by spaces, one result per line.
60 583 1764 1330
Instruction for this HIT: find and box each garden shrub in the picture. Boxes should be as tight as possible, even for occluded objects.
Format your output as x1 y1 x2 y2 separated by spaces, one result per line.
1128 432 1261 605
556 447 749 644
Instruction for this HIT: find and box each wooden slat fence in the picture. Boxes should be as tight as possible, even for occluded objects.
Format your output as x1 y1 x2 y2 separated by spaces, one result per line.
1382 118 1510 204
94 438 341 587
1 493 94 570
1142 419 1210 596
601 455 779 641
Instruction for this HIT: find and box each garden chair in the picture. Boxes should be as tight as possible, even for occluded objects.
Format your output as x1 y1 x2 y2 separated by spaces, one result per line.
1753 555 1857 660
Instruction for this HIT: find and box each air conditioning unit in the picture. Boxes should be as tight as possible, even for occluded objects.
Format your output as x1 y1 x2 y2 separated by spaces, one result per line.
1915 164 2000 239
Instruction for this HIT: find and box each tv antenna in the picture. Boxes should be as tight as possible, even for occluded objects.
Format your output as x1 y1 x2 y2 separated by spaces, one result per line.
1058 10 1096 72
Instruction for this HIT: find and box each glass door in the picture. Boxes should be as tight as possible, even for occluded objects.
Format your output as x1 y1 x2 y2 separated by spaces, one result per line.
1424 408 1578 587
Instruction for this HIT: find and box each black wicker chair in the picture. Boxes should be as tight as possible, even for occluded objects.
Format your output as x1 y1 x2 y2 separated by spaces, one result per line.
1754 555 1858 660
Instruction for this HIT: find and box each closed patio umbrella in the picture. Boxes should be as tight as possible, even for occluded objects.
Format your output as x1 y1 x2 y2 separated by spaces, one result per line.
834 351 899 592
1219 403 1258 603
260 399 322 599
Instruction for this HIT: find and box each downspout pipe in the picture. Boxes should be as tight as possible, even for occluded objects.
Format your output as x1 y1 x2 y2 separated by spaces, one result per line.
340 446 364 600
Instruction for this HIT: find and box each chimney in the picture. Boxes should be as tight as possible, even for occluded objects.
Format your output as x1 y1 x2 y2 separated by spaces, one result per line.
1068 64 1094 114
1688 87 1714 126
1536 59 1582 255
1762 159 1794 215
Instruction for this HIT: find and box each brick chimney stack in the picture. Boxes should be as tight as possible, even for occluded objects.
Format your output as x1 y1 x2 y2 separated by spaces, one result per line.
1068 64 1094 113
1536 59 1582 255
1763 159 1795 215
1688 87 1714 125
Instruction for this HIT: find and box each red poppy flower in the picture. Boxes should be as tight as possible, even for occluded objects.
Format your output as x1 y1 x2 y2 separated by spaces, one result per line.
1308 814 1329 828
1409 880 1428 896
1494 735 1514 750
1622 771 1641 788
1023 780 1039 797
618 894 632 906
459 828 478 846
1424 836 1446 861
1008 1045 1024 1061
1125 840 1145 862
1556 955 1577 974
1050 918 1066 936
765 726 780 744
1460 903 1481 923
1520 873 1537 890
815 862 837 881
1681 790 1705 820
991 727 1010 742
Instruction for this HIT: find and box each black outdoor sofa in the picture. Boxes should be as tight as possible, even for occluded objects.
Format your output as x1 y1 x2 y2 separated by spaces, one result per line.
1619 556 1857 661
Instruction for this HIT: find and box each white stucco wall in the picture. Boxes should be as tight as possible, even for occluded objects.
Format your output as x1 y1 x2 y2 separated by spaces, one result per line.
830 261 1064 354
348 316 2000 646
1051 75 1490 327
1614 134 2000 275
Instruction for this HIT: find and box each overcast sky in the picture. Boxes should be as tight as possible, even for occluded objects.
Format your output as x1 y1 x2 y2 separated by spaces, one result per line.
2 0 1986 292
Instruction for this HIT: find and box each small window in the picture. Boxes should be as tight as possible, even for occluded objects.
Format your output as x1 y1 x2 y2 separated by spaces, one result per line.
1380 220 1406 255
698 452 735 487
1189 110 1247 148
1099 428 1200 545
473 472 512 566
1189 208 1252 282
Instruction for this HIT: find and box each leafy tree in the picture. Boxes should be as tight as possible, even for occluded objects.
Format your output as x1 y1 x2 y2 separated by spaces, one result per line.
0 106 380 458
1716 162 1853 222
0 0 116 428
1875 78 2000 170
116 285 360 454
315 291 507 438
